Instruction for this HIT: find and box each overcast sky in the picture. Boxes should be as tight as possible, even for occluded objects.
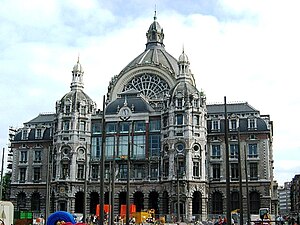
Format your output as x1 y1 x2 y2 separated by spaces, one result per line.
0 0 299 186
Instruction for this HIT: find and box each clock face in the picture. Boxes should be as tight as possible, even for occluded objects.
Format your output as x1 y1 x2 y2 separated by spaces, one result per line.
119 107 131 120
121 108 129 116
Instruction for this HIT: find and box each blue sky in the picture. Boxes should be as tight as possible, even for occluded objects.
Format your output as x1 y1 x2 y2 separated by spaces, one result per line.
0 0 299 186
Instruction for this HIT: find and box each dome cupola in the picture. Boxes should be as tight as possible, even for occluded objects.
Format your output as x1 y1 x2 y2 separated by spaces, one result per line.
177 48 191 80
71 57 84 91
146 11 165 49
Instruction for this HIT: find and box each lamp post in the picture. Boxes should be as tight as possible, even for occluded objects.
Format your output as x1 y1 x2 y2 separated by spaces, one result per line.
176 155 180 222
224 96 231 223
0 147 5 200
237 127 244 225
99 95 106 225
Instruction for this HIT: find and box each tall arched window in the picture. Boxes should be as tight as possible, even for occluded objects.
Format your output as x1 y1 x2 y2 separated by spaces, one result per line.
211 192 223 214
31 192 41 211
75 192 84 213
192 191 202 219
17 192 26 210
231 191 239 212
250 191 260 214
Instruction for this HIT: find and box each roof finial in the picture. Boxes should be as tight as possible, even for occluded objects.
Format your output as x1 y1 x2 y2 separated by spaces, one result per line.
154 5 157 21
182 44 185 54
77 53 80 63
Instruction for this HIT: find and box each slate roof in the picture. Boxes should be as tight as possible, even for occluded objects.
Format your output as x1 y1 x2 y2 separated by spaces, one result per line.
25 113 55 125
106 90 155 115
207 102 259 115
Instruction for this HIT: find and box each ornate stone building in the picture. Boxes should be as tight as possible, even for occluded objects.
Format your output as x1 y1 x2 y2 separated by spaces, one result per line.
8 14 277 222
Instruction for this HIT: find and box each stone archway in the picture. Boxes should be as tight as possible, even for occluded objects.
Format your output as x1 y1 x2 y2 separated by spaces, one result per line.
75 191 84 213
133 191 144 212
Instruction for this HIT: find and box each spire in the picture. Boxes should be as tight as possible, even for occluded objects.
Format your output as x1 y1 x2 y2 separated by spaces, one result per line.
71 57 84 91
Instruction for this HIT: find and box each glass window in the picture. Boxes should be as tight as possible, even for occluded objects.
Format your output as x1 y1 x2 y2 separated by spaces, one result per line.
31 192 40 211
106 123 116 133
61 163 69 179
250 192 260 214
211 145 221 158
163 116 168 127
63 121 70 131
230 119 237 130
106 136 115 159
133 135 145 159
34 150 41 162
77 164 84 179
149 135 160 157
248 143 258 158
134 121 146 132
193 115 200 126
91 137 101 159
163 160 169 177
248 118 256 129
212 164 220 180
230 144 239 159
250 163 258 179
231 163 239 180
134 164 144 179
80 121 86 131
33 167 41 181
150 163 158 178
177 98 183 108
119 164 128 179
80 105 86 114
176 114 183 125
177 159 185 177
176 143 185 153
193 99 199 108
92 121 102 134
120 122 130 133
36 129 42 139
65 105 70 114
212 120 219 130
193 161 200 177
119 136 128 157
20 151 28 163
149 119 161 131
20 168 26 182
212 192 223 214
91 165 99 179
231 192 240 212
22 130 28 140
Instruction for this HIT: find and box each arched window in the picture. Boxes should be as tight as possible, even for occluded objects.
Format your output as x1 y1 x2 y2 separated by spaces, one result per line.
211 192 223 214
231 191 239 212
161 191 169 214
75 192 84 213
148 191 159 216
133 191 144 212
31 192 41 211
250 191 260 214
17 192 26 210
90 192 99 215
192 191 202 219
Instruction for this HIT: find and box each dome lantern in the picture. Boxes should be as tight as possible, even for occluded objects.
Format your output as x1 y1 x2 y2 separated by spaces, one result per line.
71 57 84 91
146 11 165 49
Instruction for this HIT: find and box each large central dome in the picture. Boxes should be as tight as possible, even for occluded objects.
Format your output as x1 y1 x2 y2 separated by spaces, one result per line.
120 14 179 76
106 13 179 104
